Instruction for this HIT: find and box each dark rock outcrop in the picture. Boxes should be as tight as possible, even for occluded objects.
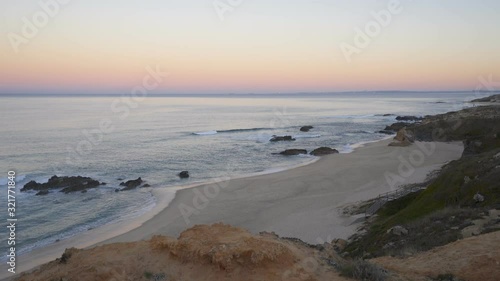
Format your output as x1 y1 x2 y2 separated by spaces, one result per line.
178 171 190 179
310 147 339 156
277 149 307 156
383 122 408 133
396 116 424 122
21 176 103 194
141 184 151 188
270 135 295 142
471 94 500 103
119 177 143 191
300 126 314 132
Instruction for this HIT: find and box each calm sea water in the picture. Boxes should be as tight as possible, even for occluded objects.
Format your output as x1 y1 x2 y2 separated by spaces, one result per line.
0 92 479 257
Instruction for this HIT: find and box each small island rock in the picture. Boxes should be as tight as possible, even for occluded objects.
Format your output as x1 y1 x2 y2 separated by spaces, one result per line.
178 171 190 179
310 147 339 156
300 126 314 132
119 177 143 191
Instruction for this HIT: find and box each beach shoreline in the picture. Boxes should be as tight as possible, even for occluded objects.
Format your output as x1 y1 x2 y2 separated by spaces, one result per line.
1 137 464 280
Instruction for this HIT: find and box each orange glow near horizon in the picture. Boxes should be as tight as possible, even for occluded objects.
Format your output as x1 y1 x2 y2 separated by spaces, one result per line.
1 1 499 94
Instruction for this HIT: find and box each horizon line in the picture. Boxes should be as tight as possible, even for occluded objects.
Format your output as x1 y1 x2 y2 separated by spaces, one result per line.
1 90 499 97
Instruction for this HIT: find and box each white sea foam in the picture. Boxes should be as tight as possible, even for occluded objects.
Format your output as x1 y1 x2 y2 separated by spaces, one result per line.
293 134 321 139
193 130 218 135
0 174 27 185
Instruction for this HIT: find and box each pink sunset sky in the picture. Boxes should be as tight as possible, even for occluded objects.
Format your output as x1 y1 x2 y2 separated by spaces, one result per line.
1 0 499 94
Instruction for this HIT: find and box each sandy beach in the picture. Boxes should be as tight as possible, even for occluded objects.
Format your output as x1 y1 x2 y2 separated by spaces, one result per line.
1 139 464 280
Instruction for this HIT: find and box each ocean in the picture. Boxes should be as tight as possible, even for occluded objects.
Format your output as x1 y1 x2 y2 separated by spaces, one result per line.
0 92 481 258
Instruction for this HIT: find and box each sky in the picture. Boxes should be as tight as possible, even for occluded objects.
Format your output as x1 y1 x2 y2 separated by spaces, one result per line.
1 0 500 94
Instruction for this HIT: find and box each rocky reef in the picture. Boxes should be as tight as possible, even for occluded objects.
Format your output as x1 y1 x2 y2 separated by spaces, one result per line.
119 177 144 191
310 147 339 156
276 149 308 156
21 176 104 194
300 125 314 132
270 135 295 142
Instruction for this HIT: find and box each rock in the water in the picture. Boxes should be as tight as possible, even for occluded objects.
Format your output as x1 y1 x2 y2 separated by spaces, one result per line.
35 190 49 196
387 225 409 236
388 128 414 147
278 149 307 156
396 116 423 122
178 171 190 179
300 126 314 132
23 180 40 191
119 177 143 191
310 147 339 156
270 135 295 142
141 184 151 188
473 192 485 203
21 175 103 194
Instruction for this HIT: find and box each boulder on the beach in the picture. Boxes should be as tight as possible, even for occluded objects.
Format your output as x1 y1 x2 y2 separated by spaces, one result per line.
300 126 314 132
310 147 339 156
178 171 190 179
388 128 414 147
277 149 307 156
270 135 295 142
21 175 103 194
396 116 423 122
119 177 143 191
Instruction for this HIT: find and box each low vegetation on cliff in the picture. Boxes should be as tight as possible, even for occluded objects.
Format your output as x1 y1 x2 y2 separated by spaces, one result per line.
344 99 500 261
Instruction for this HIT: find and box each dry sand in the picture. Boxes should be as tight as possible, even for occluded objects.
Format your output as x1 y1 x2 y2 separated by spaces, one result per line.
1 139 463 280
104 139 463 245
